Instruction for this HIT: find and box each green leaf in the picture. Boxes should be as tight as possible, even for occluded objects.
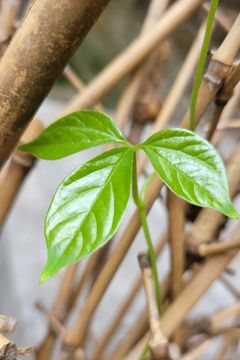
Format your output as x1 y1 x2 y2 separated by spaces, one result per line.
141 128 239 219
41 147 133 282
19 110 128 160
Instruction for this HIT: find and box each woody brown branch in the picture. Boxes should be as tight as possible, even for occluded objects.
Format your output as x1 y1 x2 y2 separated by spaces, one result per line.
0 119 44 227
0 0 111 168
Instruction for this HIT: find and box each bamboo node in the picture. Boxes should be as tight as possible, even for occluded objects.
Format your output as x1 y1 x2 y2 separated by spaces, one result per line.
203 59 232 93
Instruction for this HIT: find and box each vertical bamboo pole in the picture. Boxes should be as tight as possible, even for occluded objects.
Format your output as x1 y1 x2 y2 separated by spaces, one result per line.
167 192 185 299
0 0 111 168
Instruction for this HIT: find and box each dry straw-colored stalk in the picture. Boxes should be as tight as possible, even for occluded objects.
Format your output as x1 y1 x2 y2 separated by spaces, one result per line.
115 0 169 129
0 119 44 227
124 225 240 360
61 10 240 355
64 0 204 113
138 252 170 359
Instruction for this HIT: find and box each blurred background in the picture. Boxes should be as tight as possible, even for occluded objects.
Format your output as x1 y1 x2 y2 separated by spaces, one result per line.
0 0 240 359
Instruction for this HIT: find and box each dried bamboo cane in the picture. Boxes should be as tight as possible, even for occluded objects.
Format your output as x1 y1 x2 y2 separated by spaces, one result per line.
202 3 233 33
0 119 44 227
63 65 104 113
0 334 35 359
107 275 171 360
0 315 17 334
167 192 185 299
138 252 170 359
212 82 240 144
62 16 240 353
177 302 240 343
36 264 78 360
115 0 169 129
181 338 212 360
187 143 240 254
0 335 17 360
0 0 111 168
63 65 85 93
64 0 204 113
90 235 167 360
207 62 240 139
124 225 240 360
219 275 240 299
211 302 240 325
181 13 240 129
137 20 206 173
217 120 240 131
214 334 239 360
198 237 240 257
167 190 186 347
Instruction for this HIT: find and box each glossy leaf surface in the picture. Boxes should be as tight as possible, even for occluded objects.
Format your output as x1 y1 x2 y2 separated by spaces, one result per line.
19 110 127 160
41 147 133 282
141 128 238 219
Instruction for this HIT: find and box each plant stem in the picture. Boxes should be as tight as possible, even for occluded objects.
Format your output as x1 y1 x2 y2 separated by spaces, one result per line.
190 0 219 130
132 152 162 314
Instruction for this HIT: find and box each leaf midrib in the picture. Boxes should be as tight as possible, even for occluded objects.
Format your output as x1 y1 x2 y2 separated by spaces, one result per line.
45 148 132 275
35 124 126 146
144 142 223 175
144 146 226 208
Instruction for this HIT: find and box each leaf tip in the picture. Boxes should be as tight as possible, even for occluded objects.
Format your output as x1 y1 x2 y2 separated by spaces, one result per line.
222 202 239 220
39 261 54 284
39 270 50 284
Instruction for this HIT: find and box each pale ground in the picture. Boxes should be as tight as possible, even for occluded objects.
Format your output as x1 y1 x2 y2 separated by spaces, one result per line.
0 97 240 359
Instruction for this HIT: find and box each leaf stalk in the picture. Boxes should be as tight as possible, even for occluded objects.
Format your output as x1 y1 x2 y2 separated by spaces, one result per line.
132 152 162 314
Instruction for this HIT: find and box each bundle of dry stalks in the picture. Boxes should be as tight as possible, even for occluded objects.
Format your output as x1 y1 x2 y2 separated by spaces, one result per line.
0 0 240 359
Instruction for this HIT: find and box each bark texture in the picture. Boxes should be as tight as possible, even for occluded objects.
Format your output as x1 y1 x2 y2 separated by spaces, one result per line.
0 0 110 168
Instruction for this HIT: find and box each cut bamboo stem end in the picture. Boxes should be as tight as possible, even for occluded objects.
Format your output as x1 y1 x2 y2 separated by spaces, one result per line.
181 13 240 130
138 252 170 360
0 315 17 334
0 334 35 359
90 235 167 360
108 275 171 360
124 225 240 360
198 238 240 257
0 335 17 360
